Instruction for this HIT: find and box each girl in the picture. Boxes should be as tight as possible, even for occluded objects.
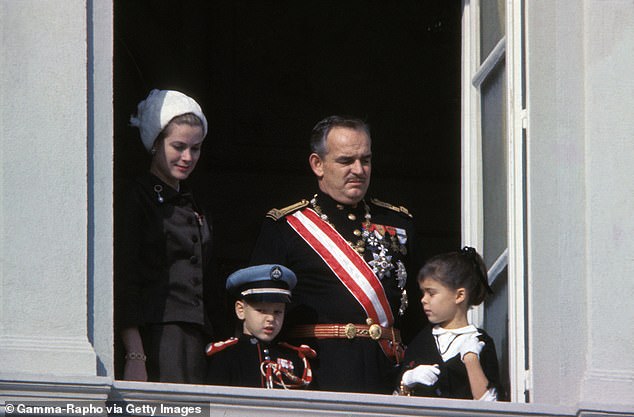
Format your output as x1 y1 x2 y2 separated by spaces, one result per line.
398 247 501 400
116 89 216 383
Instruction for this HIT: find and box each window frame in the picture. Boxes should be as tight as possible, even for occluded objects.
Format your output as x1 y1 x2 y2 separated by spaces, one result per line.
460 0 529 402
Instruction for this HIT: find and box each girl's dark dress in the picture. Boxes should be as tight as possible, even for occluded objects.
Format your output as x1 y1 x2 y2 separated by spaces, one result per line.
402 324 501 400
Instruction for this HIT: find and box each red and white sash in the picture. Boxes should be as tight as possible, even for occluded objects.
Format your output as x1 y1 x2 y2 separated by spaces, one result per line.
286 208 394 328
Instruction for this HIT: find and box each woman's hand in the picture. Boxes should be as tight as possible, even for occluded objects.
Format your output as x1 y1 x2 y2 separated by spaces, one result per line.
123 356 148 381
121 326 148 381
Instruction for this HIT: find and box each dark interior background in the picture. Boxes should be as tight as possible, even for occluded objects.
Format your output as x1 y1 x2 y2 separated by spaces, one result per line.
114 0 462 281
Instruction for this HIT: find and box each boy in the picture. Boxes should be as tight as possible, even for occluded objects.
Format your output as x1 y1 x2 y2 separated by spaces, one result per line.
206 264 315 388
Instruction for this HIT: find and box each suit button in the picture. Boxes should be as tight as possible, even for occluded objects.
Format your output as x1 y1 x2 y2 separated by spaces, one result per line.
192 235 198 243
190 256 198 264
191 299 201 307
191 276 201 285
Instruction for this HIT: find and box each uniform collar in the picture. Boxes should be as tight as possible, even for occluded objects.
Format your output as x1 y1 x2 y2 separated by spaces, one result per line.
315 191 366 216
239 333 274 347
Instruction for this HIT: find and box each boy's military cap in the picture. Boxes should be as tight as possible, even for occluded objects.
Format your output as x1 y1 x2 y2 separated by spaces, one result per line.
226 264 297 303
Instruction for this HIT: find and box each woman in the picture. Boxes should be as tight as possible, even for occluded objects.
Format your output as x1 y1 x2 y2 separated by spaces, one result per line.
116 89 214 383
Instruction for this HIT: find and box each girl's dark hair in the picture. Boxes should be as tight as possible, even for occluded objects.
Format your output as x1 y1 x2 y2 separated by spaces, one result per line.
417 246 493 306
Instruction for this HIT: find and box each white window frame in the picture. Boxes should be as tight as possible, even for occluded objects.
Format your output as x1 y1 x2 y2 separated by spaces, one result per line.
461 0 529 402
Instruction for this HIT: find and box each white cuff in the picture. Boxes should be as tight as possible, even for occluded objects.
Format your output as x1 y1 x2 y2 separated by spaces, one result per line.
477 388 498 401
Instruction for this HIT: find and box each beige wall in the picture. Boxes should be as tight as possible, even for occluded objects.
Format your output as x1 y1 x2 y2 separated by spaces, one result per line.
582 0 634 405
526 0 634 408
0 0 97 377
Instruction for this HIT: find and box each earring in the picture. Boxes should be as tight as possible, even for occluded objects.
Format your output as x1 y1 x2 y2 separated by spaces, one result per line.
150 147 157 155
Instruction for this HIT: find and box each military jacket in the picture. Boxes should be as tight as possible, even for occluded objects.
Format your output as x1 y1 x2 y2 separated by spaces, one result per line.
206 335 312 388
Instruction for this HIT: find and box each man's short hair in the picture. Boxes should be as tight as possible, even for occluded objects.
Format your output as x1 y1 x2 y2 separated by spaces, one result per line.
309 115 371 157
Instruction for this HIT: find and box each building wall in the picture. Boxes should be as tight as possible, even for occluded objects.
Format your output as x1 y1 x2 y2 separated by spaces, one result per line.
525 0 588 405
0 0 97 377
526 0 634 407
87 0 115 379
581 0 634 406
0 0 632 415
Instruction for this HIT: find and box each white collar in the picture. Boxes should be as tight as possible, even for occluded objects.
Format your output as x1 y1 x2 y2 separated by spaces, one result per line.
432 324 479 336
432 325 480 362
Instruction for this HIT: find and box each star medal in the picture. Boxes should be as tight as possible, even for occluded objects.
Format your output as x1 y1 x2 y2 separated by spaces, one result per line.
369 248 393 279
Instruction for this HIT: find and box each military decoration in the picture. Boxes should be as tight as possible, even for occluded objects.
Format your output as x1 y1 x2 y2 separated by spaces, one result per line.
368 249 393 279
395 260 407 290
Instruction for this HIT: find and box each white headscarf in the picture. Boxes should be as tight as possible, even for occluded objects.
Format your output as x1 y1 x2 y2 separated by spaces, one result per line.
130 89 208 152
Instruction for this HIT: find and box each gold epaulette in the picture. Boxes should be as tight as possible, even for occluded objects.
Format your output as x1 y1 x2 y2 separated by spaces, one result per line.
370 198 413 218
266 199 310 221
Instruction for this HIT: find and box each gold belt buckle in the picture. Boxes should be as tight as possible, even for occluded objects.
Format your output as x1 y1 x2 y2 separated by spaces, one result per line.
344 323 357 339
369 324 382 340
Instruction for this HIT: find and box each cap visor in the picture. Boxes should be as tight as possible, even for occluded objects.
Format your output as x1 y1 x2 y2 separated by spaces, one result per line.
243 294 292 304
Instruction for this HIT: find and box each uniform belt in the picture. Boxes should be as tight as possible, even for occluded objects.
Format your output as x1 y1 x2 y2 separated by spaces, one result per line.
287 323 401 343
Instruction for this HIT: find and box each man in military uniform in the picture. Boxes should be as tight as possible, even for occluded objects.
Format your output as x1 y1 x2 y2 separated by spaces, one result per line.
250 115 422 394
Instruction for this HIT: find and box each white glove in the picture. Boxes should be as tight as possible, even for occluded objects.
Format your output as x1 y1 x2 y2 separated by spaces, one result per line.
459 333 485 361
401 364 440 387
